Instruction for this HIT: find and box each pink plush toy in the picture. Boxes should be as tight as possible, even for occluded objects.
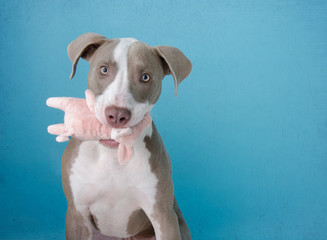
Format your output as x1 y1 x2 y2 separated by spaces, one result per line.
46 89 152 165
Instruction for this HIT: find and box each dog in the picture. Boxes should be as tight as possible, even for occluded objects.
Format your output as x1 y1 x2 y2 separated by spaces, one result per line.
62 33 192 240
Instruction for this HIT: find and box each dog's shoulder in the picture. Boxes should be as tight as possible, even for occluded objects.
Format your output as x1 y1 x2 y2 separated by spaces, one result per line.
144 122 172 180
62 137 83 203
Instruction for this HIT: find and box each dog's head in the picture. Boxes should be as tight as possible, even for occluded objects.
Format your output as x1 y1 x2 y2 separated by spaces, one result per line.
68 33 192 128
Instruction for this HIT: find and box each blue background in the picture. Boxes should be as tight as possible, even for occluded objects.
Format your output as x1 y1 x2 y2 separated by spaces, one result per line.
1 0 327 239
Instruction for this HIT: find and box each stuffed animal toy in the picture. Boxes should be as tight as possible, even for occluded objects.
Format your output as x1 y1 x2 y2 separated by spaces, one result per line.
46 89 152 165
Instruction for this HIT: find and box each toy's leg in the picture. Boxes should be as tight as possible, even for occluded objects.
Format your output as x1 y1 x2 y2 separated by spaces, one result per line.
48 123 66 135
65 206 91 240
56 131 73 142
48 123 72 142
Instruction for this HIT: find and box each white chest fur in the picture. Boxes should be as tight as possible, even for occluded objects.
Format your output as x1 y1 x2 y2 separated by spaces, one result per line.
69 126 158 238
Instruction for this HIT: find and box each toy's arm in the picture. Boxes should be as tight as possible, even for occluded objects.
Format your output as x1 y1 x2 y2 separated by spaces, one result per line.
46 97 75 142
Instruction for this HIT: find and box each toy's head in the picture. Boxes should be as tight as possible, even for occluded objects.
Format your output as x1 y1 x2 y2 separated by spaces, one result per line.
68 33 192 128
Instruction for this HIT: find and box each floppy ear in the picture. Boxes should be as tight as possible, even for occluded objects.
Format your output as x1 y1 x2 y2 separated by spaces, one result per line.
155 46 192 96
67 33 107 79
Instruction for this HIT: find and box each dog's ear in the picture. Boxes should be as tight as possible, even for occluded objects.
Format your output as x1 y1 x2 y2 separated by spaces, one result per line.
68 33 107 79
155 46 192 96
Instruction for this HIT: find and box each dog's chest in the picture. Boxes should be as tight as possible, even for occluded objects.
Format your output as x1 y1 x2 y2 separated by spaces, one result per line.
69 132 158 238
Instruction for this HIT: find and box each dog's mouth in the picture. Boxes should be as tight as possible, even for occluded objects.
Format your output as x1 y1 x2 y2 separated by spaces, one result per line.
98 112 151 149
98 119 138 149
99 139 120 148
98 118 140 149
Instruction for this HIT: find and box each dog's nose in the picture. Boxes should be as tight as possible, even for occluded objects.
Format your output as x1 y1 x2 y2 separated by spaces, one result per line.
105 106 131 128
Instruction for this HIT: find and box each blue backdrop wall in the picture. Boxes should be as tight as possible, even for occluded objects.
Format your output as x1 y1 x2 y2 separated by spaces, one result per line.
1 0 326 239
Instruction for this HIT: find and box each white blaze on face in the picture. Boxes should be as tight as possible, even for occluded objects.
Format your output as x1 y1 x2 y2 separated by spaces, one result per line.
94 38 154 127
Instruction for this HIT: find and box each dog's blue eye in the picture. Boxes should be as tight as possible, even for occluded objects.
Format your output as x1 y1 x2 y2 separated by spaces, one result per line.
141 74 150 82
100 66 109 75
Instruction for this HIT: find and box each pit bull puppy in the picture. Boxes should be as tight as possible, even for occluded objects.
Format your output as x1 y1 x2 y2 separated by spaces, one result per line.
63 33 192 240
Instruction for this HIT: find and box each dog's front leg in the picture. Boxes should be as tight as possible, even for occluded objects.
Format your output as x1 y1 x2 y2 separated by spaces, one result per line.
142 204 182 240
65 206 92 240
